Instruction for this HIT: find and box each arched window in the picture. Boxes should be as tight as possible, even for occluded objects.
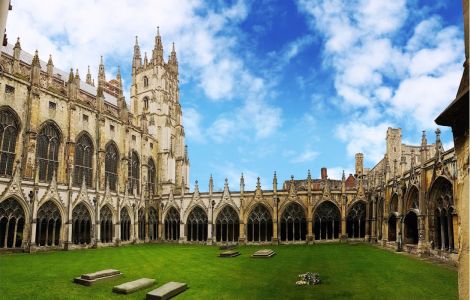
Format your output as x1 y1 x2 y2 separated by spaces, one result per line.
74 134 93 187
148 207 158 241
120 208 131 242
128 151 140 195
100 206 113 243
36 201 61 247
164 207 180 241
347 202 366 238
143 76 149 87
36 123 61 182
313 201 340 240
138 208 145 240
148 158 156 195
247 204 272 242
105 143 119 191
143 97 149 110
0 109 19 176
186 206 208 242
430 178 455 252
280 202 306 242
215 206 239 243
0 198 25 248
72 203 91 245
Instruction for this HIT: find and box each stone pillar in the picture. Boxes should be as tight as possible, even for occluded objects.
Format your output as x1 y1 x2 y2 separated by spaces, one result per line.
179 222 185 243
417 214 426 253
238 222 245 244
29 195 38 252
145 207 149 242
365 202 370 241
207 223 213 245
371 199 377 242
95 198 100 247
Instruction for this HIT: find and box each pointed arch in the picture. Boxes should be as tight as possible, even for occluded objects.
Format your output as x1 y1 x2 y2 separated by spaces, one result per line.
429 176 455 251
164 206 180 241
128 150 140 195
346 201 366 238
0 197 26 248
313 200 340 240
105 141 119 192
186 205 208 242
247 203 273 242
36 121 62 182
36 200 62 247
280 202 306 242
0 107 20 176
404 211 418 245
405 185 420 211
215 205 239 243
148 206 158 241
120 207 131 242
72 202 92 245
100 204 113 243
73 132 94 187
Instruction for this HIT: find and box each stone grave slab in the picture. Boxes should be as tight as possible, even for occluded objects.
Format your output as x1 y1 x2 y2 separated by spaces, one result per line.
73 269 122 286
112 278 156 294
146 282 188 300
219 250 240 257
251 249 276 258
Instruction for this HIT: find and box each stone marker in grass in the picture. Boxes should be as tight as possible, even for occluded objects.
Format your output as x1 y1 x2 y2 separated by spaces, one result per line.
112 278 156 294
219 250 240 257
146 282 188 300
251 249 276 258
73 269 122 286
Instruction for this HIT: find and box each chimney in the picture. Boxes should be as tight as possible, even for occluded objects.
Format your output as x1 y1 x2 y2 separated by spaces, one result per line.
321 167 328 180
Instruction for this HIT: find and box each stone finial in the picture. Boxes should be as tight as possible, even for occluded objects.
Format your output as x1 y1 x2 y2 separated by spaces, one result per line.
14 37 20 49
240 173 245 194
68 68 74 83
209 174 213 194
86 65 92 85
342 170 345 181
31 50 40 67
256 177 261 190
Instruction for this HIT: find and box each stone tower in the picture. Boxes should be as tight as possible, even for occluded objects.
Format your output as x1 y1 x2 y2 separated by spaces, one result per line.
355 153 364 178
130 28 189 194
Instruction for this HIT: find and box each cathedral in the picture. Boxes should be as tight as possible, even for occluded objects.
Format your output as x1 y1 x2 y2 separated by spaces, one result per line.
0 30 463 267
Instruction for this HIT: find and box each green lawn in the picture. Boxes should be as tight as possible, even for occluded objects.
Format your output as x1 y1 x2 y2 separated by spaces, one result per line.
0 243 457 300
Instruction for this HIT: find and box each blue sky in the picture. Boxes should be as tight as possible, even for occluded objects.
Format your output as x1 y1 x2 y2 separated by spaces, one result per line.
8 0 464 191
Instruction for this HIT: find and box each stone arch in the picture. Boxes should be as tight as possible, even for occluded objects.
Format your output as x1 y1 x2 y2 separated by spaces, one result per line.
388 213 397 242
0 197 26 248
128 150 140 195
72 202 92 245
346 201 366 238
280 202 306 242
148 206 158 241
35 200 63 247
405 185 420 211
429 176 455 251
215 205 239 243
100 204 113 243
104 141 119 192
36 121 62 182
404 210 419 245
120 207 131 242
313 200 340 240
247 203 273 242
164 206 180 241
186 205 208 242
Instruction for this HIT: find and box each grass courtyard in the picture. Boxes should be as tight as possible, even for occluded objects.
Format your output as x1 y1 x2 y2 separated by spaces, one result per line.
0 243 457 300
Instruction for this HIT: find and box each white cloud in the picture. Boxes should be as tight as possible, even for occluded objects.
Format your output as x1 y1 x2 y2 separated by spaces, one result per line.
290 150 319 163
183 107 205 143
327 166 354 180
297 0 463 165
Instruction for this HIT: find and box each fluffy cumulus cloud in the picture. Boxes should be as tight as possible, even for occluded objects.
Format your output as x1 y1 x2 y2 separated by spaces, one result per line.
8 0 282 143
297 0 463 164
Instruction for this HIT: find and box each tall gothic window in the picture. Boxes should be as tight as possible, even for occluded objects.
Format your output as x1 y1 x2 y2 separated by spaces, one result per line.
148 158 156 195
143 97 149 110
148 207 158 241
143 76 149 87
164 207 180 241
72 203 91 245
247 204 273 242
280 202 306 242
73 134 93 187
36 122 61 182
128 151 140 195
215 206 239 243
0 198 25 248
347 202 366 238
105 143 119 191
0 109 19 176
36 201 61 247
186 206 208 242
313 201 340 240
100 205 113 243
120 208 131 242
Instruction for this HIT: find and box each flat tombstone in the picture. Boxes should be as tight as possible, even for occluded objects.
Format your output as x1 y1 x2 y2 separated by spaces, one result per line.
146 282 187 300
73 269 122 286
113 278 156 294
219 250 240 257
251 249 276 258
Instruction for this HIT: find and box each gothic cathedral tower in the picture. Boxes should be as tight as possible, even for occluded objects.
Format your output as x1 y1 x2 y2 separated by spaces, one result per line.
130 28 189 195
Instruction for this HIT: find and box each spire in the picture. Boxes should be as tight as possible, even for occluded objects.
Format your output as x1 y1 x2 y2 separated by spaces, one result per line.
273 171 277 193
46 54 54 77
169 42 178 66
68 68 74 84
116 65 122 96
144 52 148 67
31 50 40 67
209 174 213 195
256 177 261 190
86 65 92 85
30 50 41 86
421 130 427 147
435 128 444 152
132 35 141 70
13 37 21 73
342 170 346 181
98 55 106 84
240 173 245 194
74 69 81 87
14 36 20 50
152 26 164 65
